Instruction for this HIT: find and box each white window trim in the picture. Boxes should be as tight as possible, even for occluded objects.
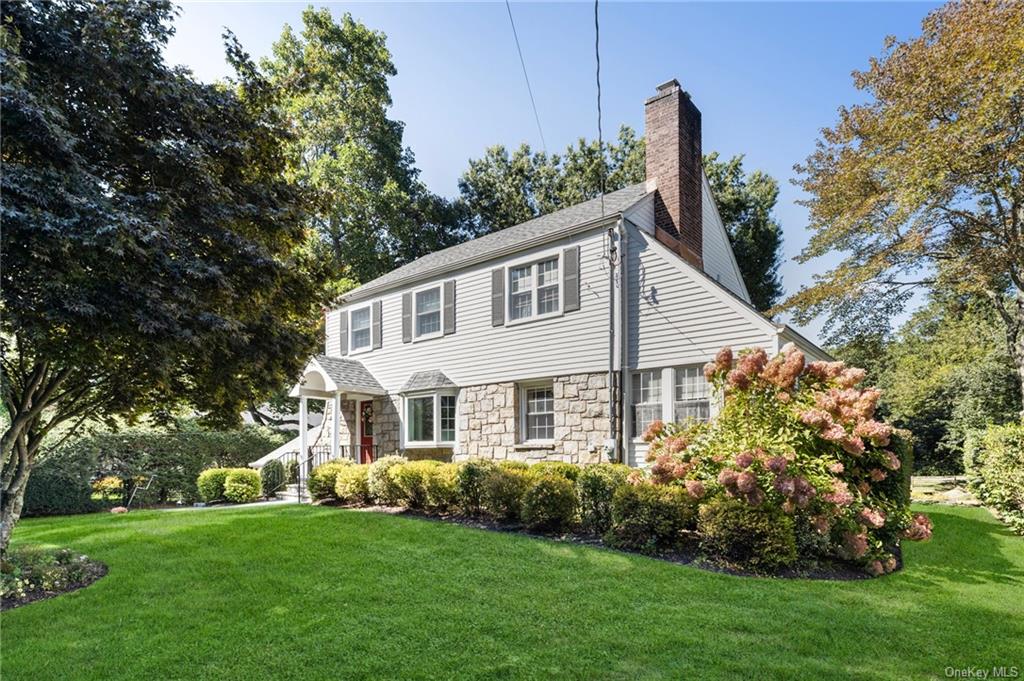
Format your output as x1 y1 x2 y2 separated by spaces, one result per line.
348 304 373 355
504 250 564 327
412 283 445 342
403 389 458 448
628 366 719 443
519 380 556 444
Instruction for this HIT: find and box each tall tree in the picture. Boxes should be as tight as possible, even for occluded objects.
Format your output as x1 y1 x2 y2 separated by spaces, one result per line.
782 0 1024 415
263 8 477 284
457 127 785 310
0 0 328 554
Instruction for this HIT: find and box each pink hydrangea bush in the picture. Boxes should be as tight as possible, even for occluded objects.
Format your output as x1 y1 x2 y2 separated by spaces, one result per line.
643 343 931 575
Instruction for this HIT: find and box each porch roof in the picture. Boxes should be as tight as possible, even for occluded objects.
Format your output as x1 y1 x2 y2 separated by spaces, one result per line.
289 354 385 398
400 370 457 393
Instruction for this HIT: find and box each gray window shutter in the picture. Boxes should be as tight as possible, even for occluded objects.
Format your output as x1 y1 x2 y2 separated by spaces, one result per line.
338 310 349 355
402 292 412 343
372 301 382 349
563 245 580 312
443 280 456 335
491 268 504 326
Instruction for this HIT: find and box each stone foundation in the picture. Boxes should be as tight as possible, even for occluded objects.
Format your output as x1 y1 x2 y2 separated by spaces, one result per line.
456 373 610 464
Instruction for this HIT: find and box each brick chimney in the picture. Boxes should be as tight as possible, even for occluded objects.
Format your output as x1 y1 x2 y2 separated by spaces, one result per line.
645 79 702 268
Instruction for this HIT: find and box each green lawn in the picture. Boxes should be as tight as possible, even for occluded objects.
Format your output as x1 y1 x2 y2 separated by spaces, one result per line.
3 504 1021 680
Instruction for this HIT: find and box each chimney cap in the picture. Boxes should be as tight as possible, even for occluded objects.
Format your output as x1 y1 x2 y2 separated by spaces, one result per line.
655 79 681 93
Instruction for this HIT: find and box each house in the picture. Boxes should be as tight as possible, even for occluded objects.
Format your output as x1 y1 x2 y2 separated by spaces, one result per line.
256 79 828 477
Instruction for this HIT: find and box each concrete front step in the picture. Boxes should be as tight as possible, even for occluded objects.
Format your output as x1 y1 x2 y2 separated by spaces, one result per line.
274 484 310 503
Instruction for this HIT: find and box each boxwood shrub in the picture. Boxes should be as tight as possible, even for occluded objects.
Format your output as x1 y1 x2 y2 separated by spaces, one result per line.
522 475 577 533
224 469 262 503
367 455 408 505
308 460 353 501
197 468 232 502
576 463 632 535
530 461 580 481
697 497 798 572
456 459 498 514
335 464 371 504
481 467 534 521
424 463 461 513
603 482 696 554
390 460 443 508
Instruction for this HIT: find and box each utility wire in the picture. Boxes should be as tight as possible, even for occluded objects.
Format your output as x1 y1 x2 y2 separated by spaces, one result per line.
504 0 547 154
595 0 605 217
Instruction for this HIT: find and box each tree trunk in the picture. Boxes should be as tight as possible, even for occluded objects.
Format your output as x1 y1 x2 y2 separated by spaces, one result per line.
1 435 33 558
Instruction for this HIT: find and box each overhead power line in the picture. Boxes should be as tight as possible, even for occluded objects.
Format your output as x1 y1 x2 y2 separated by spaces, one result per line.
595 0 605 216
504 0 548 154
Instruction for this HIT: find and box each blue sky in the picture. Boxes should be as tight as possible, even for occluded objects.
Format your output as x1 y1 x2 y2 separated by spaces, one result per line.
165 1 940 340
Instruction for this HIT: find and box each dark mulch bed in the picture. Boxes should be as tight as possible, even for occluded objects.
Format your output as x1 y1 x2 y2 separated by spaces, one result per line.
322 500 895 581
1 552 108 612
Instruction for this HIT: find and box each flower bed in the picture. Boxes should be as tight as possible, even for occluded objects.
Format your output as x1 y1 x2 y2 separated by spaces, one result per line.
1 546 107 611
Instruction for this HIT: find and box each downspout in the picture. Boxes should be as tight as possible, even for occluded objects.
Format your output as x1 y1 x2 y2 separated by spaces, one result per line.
617 219 629 464
607 222 618 462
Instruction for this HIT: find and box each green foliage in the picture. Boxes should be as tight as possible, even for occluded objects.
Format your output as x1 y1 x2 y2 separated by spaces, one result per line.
262 8 477 284
456 459 498 514
1 545 103 605
367 455 407 505
498 461 530 471
698 498 798 572
529 461 580 481
91 476 124 503
308 461 353 501
21 459 97 518
197 469 232 503
782 1 1024 415
458 130 785 311
481 467 534 522
286 460 300 485
260 461 286 497
334 465 371 505
521 476 578 533
423 463 461 514
576 464 632 535
223 469 262 504
389 460 443 509
603 483 696 554
964 422 1024 534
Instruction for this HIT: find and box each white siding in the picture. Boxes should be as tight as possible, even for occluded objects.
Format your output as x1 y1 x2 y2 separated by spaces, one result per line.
325 228 615 392
700 176 750 302
626 224 775 370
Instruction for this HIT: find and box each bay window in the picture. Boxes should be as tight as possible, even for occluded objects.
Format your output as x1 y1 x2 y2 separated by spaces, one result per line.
405 391 457 446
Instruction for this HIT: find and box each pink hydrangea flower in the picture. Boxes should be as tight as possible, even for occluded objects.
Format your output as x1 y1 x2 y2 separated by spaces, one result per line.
703 362 718 382
774 476 796 497
799 409 831 428
735 451 755 469
736 348 768 378
882 450 901 471
642 420 665 443
715 346 734 373
866 560 885 576
836 367 867 389
869 468 887 482
858 507 886 529
765 455 787 474
854 420 893 447
745 488 765 507
823 479 853 506
842 436 865 456
857 482 871 496
822 424 848 442
827 462 844 474
727 369 750 390
841 530 869 559
811 515 830 535
718 469 739 487
735 471 758 494
684 479 705 499
904 513 933 541
664 435 689 454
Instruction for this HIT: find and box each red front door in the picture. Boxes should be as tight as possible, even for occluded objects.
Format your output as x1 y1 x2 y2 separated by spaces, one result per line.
359 401 374 464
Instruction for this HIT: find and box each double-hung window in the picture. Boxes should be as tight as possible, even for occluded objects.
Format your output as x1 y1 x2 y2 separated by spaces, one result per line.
350 306 371 352
521 383 555 442
674 365 710 423
406 392 457 446
415 287 442 337
631 369 663 437
509 256 559 322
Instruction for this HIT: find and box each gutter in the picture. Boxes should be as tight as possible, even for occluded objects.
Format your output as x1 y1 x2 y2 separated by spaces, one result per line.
617 219 630 463
340 213 627 305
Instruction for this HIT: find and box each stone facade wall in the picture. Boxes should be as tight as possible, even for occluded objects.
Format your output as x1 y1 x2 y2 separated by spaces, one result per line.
456 372 610 464
373 395 401 456
320 398 357 455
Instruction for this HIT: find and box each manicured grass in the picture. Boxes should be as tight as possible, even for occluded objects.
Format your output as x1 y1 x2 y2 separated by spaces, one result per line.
3 504 1021 680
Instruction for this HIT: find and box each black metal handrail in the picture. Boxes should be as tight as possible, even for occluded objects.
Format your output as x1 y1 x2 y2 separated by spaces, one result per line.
263 444 380 502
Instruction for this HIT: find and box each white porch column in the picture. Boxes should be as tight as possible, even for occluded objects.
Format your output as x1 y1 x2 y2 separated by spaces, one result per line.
331 393 341 460
299 395 309 480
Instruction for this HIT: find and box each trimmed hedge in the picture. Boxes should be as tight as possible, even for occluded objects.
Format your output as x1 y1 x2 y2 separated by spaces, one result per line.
698 497 798 572
482 467 534 521
522 475 577 533
22 459 98 517
965 421 1024 534
603 483 696 554
530 461 580 481
335 465 371 504
308 461 353 501
576 463 632 535
224 469 261 503
197 468 232 502
423 463 461 513
367 455 408 505
456 459 498 514
390 460 443 509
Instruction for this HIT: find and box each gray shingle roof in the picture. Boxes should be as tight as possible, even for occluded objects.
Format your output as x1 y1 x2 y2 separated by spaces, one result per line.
313 355 384 395
344 183 649 301
400 370 457 393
